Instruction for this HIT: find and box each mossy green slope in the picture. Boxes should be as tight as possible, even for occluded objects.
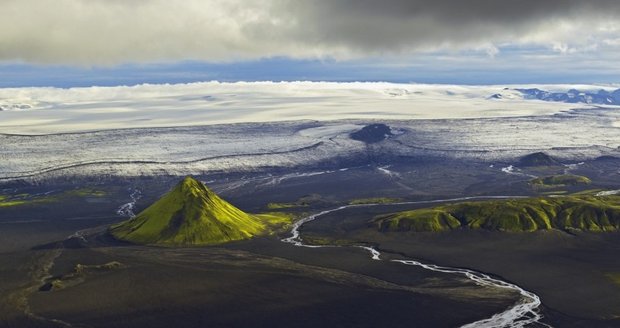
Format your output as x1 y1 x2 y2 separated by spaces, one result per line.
377 209 461 232
530 174 591 187
110 176 275 246
349 197 402 205
376 196 620 233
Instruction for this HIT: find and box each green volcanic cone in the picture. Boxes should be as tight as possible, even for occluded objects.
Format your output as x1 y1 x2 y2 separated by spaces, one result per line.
110 176 269 246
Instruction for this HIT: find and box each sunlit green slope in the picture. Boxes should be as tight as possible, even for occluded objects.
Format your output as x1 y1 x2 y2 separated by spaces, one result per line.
110 176 288 246
375 196 620 233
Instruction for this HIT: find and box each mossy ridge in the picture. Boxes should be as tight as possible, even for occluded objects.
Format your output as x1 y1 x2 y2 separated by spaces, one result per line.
0 192 45 207
110 177 291 246
64 188 107 197
375 196 620 233
378 209 461 232
530 174 591 188
349 197 402 205
254 212 295 234
266 194 325 210
0 194 30 207
0 197 27 207
266 202 307 210
0 188 107 207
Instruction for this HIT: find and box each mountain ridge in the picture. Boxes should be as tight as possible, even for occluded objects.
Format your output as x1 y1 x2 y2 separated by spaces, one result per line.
375 196 620 233
515 88 620 105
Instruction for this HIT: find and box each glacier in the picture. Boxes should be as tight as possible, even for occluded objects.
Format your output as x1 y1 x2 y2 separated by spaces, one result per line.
1 82 619 183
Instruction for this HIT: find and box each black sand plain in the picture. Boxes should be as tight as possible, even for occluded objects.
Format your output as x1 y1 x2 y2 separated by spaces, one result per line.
0 155 619 327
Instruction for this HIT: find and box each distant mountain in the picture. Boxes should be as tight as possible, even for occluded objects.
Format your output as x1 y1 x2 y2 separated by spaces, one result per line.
110 176 288 246
374 196 620 233
517 152 561 167
514 88 620 105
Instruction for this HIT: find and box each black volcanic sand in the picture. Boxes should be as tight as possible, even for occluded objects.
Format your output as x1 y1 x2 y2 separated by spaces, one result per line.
25 242 515 328
371 232 620 328
301 205 620 327
0 180 516 328
2 157 620 327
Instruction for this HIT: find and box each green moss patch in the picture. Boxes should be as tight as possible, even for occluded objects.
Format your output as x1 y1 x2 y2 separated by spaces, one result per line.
266 202 307 210
0 192 42 207
0 199 27 207
0 188 107 208
349 197 402 205
255 212 294 233
64 188 107 197
530 174 591 188
266 194 324 210
378 209 461 232
375 195 620 233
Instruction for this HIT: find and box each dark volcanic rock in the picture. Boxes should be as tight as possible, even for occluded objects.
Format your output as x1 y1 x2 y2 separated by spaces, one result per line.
350 124 393 144
518 152 561 167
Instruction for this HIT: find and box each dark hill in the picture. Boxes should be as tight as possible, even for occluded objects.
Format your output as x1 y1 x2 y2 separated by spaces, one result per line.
350 124 393 143
518 152 561 167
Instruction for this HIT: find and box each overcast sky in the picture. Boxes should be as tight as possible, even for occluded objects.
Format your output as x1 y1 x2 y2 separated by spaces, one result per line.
2 0 620 86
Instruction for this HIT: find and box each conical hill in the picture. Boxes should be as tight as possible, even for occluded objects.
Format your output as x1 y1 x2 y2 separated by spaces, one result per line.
110 176 269 246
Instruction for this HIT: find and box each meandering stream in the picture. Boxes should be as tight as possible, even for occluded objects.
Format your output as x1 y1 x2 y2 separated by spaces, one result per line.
281 196 551 328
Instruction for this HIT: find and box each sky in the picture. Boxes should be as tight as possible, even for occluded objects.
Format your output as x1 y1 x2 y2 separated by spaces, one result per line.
2 0 620 87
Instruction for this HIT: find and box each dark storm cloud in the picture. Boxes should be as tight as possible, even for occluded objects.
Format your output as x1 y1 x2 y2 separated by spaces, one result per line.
277 0 620 52
0 0 619 64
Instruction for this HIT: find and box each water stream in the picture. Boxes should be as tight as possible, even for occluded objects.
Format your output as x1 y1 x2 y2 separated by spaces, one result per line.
281 196 551 328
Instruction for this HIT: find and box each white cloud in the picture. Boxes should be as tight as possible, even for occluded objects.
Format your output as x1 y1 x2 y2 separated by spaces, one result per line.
0 0 619 65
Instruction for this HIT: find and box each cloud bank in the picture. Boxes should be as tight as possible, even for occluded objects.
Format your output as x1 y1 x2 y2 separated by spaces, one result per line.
1 0 620 65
